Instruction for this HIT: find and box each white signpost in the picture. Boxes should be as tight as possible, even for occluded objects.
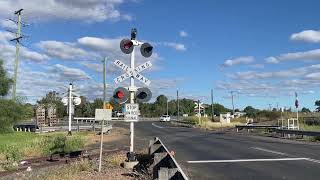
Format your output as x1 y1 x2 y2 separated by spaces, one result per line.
194 100 204 124
124 103 139 121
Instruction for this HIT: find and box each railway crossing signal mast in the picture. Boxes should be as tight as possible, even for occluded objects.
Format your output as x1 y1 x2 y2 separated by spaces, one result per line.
114 28 153 162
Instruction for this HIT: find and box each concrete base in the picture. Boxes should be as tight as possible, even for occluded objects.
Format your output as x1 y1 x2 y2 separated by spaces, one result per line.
123 161 139 169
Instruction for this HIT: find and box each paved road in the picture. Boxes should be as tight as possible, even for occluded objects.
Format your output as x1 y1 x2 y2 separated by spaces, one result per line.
114 121 320 180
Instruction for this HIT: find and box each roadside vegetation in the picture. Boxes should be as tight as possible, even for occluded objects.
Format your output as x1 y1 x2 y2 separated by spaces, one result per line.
0 132 89 171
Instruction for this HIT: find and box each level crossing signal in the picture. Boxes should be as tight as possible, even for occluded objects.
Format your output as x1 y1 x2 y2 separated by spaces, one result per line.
136 87 152 103
113 87 129 104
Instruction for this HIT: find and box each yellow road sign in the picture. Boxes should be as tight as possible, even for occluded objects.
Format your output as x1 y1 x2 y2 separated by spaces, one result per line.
104 103 113 110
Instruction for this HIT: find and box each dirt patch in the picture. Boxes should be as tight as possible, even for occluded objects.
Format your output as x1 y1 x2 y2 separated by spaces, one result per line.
1 151 150 180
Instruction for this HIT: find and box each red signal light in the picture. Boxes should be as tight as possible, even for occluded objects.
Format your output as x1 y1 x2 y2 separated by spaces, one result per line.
124 41 133 50
116 91 125 99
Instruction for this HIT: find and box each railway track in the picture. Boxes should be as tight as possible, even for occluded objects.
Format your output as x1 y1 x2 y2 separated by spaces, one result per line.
0 147 127 177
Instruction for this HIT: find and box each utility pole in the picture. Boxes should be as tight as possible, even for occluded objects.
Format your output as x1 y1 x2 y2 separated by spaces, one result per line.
11 9 23 101
211 89 214 121
98 57 107 172
177 90 180 120
230 91 235 115
268 104 272 111
166 98 169 116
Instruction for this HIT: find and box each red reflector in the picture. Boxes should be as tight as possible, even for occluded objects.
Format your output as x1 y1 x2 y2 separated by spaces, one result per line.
117 91 125 98
124 41 133 49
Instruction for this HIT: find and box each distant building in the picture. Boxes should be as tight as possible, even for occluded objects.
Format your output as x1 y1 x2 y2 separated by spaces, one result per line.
36 104 58 126
47 104 58 126
36 105 46 126
220 113 231 123
234 112 246 118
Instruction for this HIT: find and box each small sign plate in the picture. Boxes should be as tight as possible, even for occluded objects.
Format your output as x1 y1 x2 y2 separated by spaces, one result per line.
95 109 112 120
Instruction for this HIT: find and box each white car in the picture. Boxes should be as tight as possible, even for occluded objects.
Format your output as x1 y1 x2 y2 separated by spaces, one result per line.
160 115 171 122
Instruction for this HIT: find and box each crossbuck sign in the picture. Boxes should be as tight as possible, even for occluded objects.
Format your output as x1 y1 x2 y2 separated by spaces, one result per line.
114 60 152 86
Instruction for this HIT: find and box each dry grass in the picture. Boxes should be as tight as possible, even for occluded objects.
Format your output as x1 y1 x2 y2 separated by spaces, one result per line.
26 152 134 180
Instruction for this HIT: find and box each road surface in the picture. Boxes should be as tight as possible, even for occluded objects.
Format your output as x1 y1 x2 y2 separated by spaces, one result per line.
114 121 320 180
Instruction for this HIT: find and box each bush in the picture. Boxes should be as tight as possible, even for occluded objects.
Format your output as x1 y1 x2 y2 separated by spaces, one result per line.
0 99 26 133
44 134 85 155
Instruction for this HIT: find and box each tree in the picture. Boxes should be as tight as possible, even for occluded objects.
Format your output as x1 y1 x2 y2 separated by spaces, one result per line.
301 107 311 113
315 100 320 112
244 106 259 118
0 59 12 97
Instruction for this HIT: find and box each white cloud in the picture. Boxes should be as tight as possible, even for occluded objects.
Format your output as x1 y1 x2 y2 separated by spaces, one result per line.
229 64 320 81
162 42 186 51
222 56 254 67
266 49 320 64
78 37 120 51
0 19 16 29
291 30 320 43
49 64 91 81
249 64 264 69
37 41 89 60
265 56 279 64
0 31 48 63
179 30 188 37
0 0 131 22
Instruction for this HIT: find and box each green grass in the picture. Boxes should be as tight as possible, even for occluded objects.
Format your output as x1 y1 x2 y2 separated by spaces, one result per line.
0 131 89 171
299 123 320 132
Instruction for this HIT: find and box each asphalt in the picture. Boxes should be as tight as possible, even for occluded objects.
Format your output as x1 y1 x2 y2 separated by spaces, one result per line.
113 121 320 180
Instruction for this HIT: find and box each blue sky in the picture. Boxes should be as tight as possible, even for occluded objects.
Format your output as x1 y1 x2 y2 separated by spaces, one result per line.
1 0 320 110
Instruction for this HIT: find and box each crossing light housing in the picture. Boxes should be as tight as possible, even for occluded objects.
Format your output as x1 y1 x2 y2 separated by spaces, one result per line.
140 43 153 58
136 87 152 103
73 97 81 105
120 39 134 54
113 87 129 104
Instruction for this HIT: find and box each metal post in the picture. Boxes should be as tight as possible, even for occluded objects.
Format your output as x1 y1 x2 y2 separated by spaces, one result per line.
166 98 168 116
129 46 135 153
230 91 235 115
198 100 201 125
297 108 299 130
211 89 214 121
68 83 72 135
12 10 22 101
177 90 179 120
98 57 107 172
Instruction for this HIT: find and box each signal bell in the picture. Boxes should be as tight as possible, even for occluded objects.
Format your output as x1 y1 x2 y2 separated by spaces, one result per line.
120 39 134 54
136 87 152 103
113 87 129 104
140 43 153 58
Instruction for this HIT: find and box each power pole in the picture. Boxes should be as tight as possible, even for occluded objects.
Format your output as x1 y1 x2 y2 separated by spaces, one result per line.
99 57 107 172
11 9 23 101
230 91 235 115
211 89 214 121
166 98 169 116
177 90 180 120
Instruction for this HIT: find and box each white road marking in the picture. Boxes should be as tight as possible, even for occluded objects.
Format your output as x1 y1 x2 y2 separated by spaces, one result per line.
187 158 309 164
250 147 288 156
250 147 320 165
152 123 164 129
305 158 320 164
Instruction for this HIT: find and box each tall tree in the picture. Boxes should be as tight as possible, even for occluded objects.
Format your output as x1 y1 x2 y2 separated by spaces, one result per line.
0 59 12 97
